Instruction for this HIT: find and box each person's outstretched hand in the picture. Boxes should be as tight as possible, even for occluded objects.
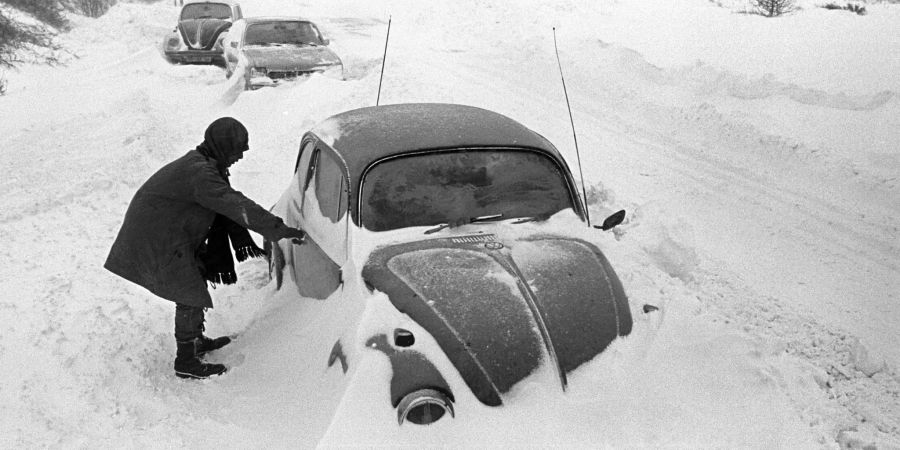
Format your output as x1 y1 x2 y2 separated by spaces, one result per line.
282 227 306 245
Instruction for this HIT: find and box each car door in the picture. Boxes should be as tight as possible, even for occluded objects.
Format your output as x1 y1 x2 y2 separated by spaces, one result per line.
288 141 349 299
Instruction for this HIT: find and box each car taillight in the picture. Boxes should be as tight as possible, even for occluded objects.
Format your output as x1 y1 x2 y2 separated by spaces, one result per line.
397 388 454 425
249 67 268 78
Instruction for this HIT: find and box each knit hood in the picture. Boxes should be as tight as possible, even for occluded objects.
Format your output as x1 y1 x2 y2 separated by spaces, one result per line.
196 117 249 176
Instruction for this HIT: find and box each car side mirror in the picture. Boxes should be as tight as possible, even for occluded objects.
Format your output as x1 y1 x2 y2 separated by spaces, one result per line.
594 209 626 231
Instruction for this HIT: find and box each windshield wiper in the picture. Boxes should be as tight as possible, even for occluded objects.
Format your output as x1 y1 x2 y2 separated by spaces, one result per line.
424 214 503 235
511 214 551 224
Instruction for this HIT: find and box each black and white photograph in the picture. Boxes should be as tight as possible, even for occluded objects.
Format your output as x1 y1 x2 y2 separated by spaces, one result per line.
1 0 898 447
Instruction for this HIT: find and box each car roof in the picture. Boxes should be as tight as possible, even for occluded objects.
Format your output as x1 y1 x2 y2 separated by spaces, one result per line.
310 103 564 180
306 103 584 225
240 16 313 24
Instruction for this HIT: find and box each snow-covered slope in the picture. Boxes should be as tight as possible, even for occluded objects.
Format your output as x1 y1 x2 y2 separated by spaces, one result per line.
1 0 898 447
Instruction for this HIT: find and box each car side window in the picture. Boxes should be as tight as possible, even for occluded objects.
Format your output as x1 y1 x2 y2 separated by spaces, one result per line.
294 141 316 215
300 147 348 263
314 151 347 223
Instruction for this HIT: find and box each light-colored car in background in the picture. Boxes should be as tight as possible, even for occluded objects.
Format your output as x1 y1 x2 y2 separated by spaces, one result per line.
161 0 242 67
222 17 343 89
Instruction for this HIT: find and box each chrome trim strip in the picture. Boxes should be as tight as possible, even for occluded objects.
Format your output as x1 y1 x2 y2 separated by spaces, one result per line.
491 248 568 391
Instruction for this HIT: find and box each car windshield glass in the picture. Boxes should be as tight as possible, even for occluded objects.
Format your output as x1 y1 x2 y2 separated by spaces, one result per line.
361 149 575 232
180 3 232 20
244 21 322 46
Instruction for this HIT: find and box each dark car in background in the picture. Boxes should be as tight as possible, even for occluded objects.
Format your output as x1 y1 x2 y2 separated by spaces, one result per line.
222 17 343 89
161 0 242 67
265 103 632 426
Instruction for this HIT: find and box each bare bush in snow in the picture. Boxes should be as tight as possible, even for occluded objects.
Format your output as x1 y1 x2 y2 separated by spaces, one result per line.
74 0 116 18
0 0 68 69
752 0 795 16
823 2 868 13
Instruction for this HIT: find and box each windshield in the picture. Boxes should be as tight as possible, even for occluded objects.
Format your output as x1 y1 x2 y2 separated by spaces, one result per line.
180 3 232 20
244 21 323 46
360 149 575 231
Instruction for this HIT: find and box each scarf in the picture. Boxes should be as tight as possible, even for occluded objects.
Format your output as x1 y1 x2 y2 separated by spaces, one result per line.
193 117 264 286
201 214 266 286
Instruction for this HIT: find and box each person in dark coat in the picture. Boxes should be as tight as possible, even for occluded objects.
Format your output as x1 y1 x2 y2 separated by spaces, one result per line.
105 117 306 380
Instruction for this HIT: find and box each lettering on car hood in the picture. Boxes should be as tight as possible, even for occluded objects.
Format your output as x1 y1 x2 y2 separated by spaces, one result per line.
362 233 632 406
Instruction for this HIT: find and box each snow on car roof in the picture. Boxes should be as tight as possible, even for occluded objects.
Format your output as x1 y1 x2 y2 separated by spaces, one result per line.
183 0 238 6
311 103 563 181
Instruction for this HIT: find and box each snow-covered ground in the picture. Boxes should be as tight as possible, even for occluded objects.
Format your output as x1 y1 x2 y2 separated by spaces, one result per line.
1 0 898 447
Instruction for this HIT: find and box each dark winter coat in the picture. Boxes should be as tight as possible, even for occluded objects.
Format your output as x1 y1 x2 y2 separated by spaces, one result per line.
104 149 292 308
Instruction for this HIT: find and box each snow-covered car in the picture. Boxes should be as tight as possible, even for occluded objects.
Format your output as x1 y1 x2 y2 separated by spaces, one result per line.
222 17 343 90
161 0 242 67
265 103 632 425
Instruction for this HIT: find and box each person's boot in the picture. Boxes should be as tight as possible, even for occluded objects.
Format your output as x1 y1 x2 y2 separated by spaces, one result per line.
197 335 231 356
174 338 227 379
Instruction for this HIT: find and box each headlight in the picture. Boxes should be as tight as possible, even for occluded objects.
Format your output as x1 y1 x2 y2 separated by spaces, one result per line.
164 33 184 51
249 67 268 78
397 388 454 425
214 33 228 51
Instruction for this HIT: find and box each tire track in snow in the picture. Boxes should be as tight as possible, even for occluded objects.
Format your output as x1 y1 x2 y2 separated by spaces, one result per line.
442 46 898 272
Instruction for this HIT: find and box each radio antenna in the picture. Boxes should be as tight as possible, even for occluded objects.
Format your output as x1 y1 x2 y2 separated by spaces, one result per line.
376 15 392 106
552 27 591 227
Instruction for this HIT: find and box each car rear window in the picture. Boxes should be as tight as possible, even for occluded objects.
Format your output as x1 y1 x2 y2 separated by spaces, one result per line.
244 21 323 46
180 3 232 20
360 149 574 231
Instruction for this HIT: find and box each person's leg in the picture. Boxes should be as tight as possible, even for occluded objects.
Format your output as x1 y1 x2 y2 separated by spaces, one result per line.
175 303 204 342
197 315 232 356
174 303 226 379
175 304 231 355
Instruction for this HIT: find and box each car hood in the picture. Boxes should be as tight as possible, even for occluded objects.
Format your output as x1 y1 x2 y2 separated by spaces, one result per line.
362 233 632 406
177 18 230 50
243 45 341 71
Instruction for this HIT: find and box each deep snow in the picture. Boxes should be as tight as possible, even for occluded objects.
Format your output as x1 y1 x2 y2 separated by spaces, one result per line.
1 0 898 448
